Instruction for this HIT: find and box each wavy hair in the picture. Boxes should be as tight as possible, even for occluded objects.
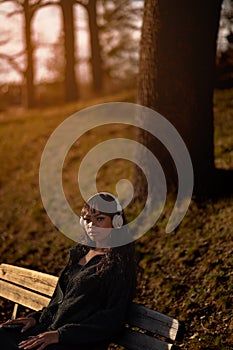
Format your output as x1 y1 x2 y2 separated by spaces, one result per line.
80 193 136 276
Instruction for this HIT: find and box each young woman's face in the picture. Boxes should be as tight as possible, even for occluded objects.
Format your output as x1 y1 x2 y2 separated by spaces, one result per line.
82 211 113 244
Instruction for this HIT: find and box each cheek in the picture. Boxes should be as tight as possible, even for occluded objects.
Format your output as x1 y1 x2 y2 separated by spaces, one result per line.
102 227 112 238
105 218 113 228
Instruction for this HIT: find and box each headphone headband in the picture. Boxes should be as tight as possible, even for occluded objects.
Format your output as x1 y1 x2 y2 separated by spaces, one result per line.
86 192 122 213
80 192 124 229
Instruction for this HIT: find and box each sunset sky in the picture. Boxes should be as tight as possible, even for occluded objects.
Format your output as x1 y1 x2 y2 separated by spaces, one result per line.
0 2 89 84
0 1 230 85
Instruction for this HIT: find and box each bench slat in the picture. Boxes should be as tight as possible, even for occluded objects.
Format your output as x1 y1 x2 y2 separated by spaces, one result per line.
127 303 179 341
0 264 58 296
0 280 50 311
117 328 173 350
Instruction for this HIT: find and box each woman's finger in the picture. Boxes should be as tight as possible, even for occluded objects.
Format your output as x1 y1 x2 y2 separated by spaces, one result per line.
21 323 31 332
19 336 39 348
19 331 57 349
0 320 11 327
25 338 46 350
0 319 25 328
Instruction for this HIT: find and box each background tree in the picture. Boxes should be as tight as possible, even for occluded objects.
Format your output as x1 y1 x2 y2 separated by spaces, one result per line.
0 0 39 108
80 0 103 92
43 0 103 95
40 0 79 103
216 0 233 88
220 0 233 47
0 0 143 104
135 0 225 198
0 0 79 106
45 35 64 82
62 0 143 94
0 0 60 108
88 0 104 92
59 0 79 102
98 0 143 87
22 0 36 108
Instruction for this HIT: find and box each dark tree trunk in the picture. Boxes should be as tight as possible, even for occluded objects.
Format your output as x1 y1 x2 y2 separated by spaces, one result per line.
136 0 223 198
87 0 103 92
60 0 78 102
135 0 159 200
23 0 35 109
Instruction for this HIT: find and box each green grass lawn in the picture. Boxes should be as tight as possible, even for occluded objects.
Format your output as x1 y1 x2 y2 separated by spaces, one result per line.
0 88 232 349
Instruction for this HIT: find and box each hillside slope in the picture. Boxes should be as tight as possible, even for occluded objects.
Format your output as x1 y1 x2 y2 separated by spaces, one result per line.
0 89 232 349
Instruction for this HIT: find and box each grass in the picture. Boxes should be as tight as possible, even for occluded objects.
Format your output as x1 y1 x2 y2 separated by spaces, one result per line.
0 88 232 349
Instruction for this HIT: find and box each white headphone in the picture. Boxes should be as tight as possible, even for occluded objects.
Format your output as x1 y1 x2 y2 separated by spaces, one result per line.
80 192 124 229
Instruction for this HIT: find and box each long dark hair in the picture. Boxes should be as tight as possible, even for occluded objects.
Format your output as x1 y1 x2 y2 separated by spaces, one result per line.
80 193 136 275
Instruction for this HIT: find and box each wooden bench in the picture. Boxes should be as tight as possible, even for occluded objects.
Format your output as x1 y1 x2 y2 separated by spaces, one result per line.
0 264 184 350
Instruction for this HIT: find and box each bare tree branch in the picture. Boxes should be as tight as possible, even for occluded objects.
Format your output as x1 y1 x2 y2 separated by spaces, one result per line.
30 0 43 13
31 0 59 14
0 52 24 74
11 49 25 58
7 9 23 17
0 9 11 15
2 0 59 18
0 0 15 3
38 0 59 8
0 0 23 6
75 0 88 9
0 38 9 46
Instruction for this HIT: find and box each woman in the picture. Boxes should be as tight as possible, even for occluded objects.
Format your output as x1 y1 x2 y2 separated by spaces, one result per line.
0 192 137 350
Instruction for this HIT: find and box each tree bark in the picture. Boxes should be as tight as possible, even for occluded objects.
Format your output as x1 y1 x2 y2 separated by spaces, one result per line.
136 0 223 198
23 0 35 108
87 0 103 92
60 0 79 102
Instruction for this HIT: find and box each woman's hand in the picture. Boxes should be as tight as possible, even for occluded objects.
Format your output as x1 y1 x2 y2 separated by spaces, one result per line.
18 330 59 350
0 317 36 332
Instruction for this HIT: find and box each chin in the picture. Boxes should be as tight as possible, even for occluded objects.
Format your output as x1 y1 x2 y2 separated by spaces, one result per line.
88 236 96 241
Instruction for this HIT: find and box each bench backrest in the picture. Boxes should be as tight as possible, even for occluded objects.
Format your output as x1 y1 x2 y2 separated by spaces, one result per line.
0 263 57 311
0 264 182 350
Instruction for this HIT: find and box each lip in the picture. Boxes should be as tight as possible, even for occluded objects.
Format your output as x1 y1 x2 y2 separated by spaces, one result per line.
88 231 99 236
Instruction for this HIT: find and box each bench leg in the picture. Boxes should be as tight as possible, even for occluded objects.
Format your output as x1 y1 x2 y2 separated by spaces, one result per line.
12 303 18 320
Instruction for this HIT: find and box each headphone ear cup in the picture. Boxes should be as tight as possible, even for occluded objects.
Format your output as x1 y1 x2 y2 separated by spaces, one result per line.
80 216 85 229
112 214 123 229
